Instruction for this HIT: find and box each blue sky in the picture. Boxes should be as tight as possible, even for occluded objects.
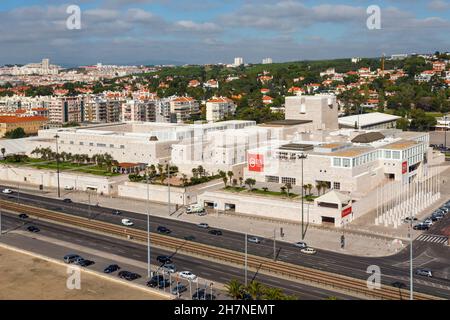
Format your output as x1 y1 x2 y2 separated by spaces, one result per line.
1 0 450 66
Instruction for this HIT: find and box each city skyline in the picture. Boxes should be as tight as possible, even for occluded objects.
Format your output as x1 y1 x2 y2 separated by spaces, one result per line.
1 1 450 66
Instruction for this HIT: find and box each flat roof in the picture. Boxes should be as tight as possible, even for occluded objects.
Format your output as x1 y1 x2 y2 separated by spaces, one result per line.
338 112 401 128
382 140 417 150
279 143 314 151
327 147 373 157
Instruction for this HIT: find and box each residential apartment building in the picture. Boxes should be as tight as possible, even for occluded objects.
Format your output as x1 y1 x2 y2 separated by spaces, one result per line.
49 96 85 124
169 97 200 123
206 97 236 122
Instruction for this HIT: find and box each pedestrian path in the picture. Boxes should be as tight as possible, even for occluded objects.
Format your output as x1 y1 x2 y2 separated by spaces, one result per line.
416 234 449 245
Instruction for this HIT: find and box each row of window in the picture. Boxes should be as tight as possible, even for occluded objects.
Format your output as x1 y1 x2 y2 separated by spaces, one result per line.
60 140 125 149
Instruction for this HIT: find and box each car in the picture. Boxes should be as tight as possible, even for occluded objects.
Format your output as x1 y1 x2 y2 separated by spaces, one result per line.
157 226 171 234
413 223 429 230
64 186 74 191
26 226 40 233
192 289 215 300
158 279 171 289
112 210 122 215
208 229 222 236
186 204 205 214
62 198 72 203
403 217 418 223
247 236 261 244
178 271 197 281
196 211 207 217
76 259 95 267
104 264 120 273
440 207 449 213
161 263 177 273
118 271 141 281
18 213 29 219
147 275 164 287
2 189 13 194
197 223 209 229
121 219 134 226
171 283 187 295
157 255 172 264
294 242 308 249
300 247 317 255
423 219 433 226
415 268 433 277
184 235 196 241
63 254 82 264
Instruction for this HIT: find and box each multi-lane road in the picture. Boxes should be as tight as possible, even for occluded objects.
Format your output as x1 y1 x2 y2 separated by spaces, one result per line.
1 187 449 299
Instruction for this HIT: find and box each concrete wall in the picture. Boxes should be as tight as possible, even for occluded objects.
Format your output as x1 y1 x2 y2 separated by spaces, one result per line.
0 165 119 195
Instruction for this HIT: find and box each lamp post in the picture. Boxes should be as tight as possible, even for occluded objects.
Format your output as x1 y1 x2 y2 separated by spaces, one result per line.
444 115 448 150
298 153 308 240
244 232 248 286
146 171 151 279
54 133 61 198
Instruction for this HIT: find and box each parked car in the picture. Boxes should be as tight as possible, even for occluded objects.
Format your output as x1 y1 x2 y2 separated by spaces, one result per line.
2 189 13 194
157 255 172 264
439 207 449 213
208 229 222 236
247 236 261 244
415 268 433 278
121 219 134 226
63 254 82 264
196 211 207 217
413 223 429 230
26 226 40 233
171 283 187 295
294 242 308 249
178 271 197 280
112 210 122 215
161 263 177 274
423 219 433 227
157 226 171 234
62 198 72 203
158 279 171 289
104 264 120 274
18 213 29 219
147 275 165 287
184 235 196 241
192 289 216 300
300 247 317 255
186 204 205 214
64 186 74 191
197 223 209 229
404 217 418 222
76 259 95 267
118 271 141 281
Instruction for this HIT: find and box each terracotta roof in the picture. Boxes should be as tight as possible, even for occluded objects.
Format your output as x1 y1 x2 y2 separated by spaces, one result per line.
0 116 48 123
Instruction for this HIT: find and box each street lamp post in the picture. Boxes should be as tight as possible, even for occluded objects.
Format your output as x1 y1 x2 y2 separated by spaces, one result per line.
54 133 61 198
244 232 248 286
409 197 414 300
146 172 151 279
444 116 448 150
298 154 308 240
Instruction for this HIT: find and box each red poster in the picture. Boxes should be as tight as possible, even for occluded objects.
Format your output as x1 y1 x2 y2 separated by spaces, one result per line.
402 161 408 174
248 154 264 172
341 206 352 218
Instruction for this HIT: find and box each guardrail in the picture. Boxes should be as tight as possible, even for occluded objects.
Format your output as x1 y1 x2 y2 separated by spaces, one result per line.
1 199 443 300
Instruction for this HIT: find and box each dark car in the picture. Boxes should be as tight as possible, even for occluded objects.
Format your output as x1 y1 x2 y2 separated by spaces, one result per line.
413 224 429 230
26 226 40 233
76 259 95 267
157 226 171 234
18 213 29 219
63 254 82 264
112 210 122 215
184 235 196 241
104 264 120 273
171 283 187 295
157 255 172 264
208 229 222 236
147 275 164 287
63 198 72 203
192 289 216 300
158 279 171 289
118 271 141 281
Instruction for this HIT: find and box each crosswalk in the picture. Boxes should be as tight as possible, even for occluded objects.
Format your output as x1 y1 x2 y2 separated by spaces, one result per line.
416 234 449 245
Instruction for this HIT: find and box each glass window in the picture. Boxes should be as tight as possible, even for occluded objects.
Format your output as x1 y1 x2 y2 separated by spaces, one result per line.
343 159 350 168
333 158 341 167
392 151 400 160
333 182 341 190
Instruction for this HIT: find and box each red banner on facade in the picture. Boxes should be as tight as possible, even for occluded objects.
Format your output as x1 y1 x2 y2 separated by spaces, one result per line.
341 206 352 218
248 154 264 172
402 161 408 174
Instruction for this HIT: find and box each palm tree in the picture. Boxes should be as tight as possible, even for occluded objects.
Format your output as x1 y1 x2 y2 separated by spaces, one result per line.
149 164 157 177
284 182 292 197
1 147 6 158
197 165 205 177
181 174 188 187
225 279 244 300
191 168 198 179
222 176 228 187
157 163 164 175
321 181 330 194
262 287 284 300
227 171 234 184
60 151 68 162
307 183 313 196
280 186 286 193
316 182 322 196
246 281 264 300
244 178 256 190
159 172 167 185
239 177 243 187
31 147 41 158
303 184 308 196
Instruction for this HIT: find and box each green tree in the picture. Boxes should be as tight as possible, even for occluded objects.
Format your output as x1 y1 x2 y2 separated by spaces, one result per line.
225 279 244 300
4 127 26 139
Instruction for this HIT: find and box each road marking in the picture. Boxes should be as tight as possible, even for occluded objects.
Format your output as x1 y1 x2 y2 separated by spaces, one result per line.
416 234 448 245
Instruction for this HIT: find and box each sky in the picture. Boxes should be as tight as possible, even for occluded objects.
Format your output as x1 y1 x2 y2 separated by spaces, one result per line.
1 0 450 66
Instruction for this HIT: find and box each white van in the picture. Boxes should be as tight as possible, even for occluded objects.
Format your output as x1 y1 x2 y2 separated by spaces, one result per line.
186 204 205 214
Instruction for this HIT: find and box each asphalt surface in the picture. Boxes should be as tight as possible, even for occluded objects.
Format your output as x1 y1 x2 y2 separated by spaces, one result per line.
1 188 449 299
0 213 357 300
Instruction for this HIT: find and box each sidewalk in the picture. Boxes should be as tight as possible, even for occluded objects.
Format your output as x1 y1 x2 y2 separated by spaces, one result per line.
1 179 410 257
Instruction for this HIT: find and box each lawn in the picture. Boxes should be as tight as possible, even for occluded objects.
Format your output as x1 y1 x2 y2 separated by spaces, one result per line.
224 186 299 198
1 159 120 177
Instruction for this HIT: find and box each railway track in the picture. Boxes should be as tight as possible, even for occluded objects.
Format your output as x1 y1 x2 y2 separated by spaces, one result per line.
1 199 442 300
